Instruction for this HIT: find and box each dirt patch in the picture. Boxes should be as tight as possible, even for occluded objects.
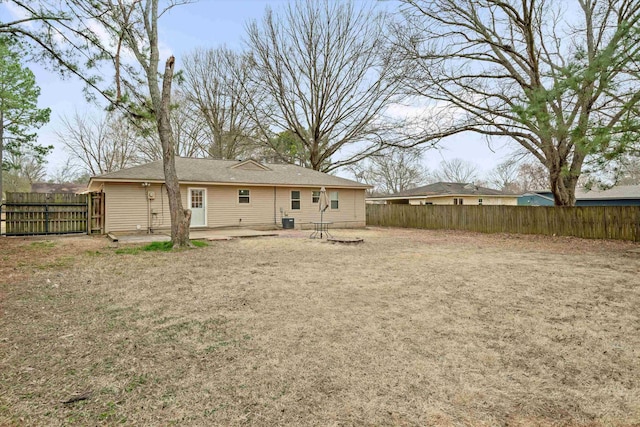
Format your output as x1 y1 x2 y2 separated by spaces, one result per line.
0 228 639 425
0 235 107 285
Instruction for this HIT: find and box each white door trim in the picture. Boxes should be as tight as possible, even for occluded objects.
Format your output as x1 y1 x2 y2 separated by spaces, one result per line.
188 187 207 227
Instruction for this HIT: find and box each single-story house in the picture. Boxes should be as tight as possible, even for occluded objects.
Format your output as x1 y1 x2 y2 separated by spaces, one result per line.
519 185 640 206
366 182 519 205
575 185 640 206
87 158 369 233
518 191 555 206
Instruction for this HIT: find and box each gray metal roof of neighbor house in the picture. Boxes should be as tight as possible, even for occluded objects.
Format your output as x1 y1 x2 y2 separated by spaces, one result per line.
575 185 640 200
89 158 370 189
370 182 513 199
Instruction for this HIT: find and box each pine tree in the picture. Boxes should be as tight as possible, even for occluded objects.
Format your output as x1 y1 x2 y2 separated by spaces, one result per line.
0 36 51 200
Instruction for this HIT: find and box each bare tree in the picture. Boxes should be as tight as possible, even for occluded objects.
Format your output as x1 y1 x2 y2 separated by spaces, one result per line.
181 48 260 160
2 149 48 195
348 147 429 195
56 111 140 175
583 142 640 186
244 0 403 172
394 0 640 205
615 156 640 185
170 91 208 157
1 169 30 193
486 160 521 192
432 158 479 183
135 91 209 162
4 150 47 184
517 161 550 192
48 157 87 183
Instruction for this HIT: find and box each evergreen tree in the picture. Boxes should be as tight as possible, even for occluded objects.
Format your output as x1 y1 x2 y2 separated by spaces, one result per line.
0 36 51 200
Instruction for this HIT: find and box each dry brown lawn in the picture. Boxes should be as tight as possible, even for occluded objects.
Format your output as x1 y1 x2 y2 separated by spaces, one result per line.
1 228 639 426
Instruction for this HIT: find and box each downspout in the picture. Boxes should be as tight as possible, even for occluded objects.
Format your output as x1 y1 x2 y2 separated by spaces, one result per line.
273 186 277 225
142 182 151 233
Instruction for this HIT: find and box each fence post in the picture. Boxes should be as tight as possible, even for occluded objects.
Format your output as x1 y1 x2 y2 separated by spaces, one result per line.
87 193 92 235
44 203 49 234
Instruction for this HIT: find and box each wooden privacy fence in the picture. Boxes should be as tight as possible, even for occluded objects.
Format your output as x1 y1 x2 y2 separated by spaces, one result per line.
366 204 640 242
2 192 104 236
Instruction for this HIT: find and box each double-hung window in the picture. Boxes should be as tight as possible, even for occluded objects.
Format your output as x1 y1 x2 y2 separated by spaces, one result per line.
238 189 250 204
312 191 320 204
330 191 339 209
291 190 301 210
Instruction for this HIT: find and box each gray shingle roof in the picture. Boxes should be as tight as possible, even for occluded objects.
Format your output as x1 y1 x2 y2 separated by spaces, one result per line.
576 185 640 200
385 182 512 197
90 158 369 188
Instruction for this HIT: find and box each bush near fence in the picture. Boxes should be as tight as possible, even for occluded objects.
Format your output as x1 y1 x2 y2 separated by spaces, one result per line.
366 204 640 242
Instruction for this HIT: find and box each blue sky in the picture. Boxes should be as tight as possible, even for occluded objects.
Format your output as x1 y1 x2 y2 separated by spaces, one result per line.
3 0 513 178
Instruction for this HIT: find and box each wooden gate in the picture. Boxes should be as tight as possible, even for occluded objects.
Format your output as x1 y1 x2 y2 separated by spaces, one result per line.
1 192 104 236
89 191 105 235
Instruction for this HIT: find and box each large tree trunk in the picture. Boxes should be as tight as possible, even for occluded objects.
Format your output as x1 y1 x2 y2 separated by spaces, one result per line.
549 171 576 206
548 159 578 206
158 56 191 247
547 143 587 206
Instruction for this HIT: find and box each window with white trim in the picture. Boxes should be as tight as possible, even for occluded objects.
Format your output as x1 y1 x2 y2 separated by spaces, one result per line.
291 190 301 210
312 191 320 204
478 198 483 205
330 191 339 209
238 189 250 203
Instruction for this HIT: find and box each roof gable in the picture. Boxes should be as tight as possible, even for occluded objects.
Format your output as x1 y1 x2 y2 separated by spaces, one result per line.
230 159 271 171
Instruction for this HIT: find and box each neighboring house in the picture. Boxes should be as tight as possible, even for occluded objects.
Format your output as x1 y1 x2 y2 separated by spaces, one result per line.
366 182 518 205
87 158 369 233
518 191 555 206
31 182 87 194
519 185 640 206
575 185 640 206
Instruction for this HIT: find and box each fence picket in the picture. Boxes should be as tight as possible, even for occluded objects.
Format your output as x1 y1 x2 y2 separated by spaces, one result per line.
366 204 640 242
2 192 104 236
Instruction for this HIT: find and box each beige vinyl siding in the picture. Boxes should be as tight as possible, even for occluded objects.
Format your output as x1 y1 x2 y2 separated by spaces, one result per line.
103 182 152 232
275 187 365 228
103 182 367 232
207 186 276 228
104 182 175 232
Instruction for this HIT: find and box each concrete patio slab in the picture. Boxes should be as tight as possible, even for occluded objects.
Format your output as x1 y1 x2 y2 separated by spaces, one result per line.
112 228 278 243
193 229 278 239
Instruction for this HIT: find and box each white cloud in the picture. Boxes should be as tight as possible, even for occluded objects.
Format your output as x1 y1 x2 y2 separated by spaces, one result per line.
158 40 174 63
2 2 33 27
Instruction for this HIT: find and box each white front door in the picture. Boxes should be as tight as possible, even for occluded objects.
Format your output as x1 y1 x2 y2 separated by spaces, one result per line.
188 188 206 227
